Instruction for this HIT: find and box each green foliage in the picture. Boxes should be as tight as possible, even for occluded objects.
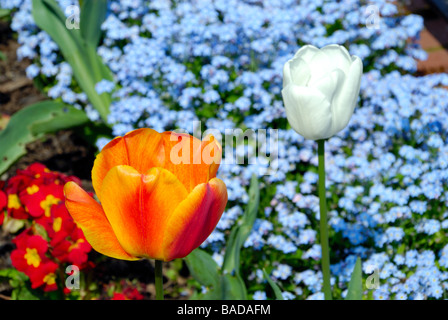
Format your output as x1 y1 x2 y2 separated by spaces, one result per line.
185 248 220 288
262 269 283 300
0 101 89 175
345 257 363 300
31 0 113 122
0 268 40 300
80 0 108 49
185 175 260 300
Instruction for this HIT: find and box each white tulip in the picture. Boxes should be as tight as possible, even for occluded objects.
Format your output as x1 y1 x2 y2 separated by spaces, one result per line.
282 44 363 140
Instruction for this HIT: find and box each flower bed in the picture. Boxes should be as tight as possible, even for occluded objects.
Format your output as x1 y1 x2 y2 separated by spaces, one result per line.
1 0 448 300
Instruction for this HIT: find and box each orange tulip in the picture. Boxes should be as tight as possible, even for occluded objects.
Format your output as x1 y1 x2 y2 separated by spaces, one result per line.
64 128 227 262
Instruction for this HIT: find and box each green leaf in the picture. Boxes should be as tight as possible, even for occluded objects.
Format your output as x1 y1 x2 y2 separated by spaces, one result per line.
0 268 28 282
32 0 82 57
0 101 89 175
184 248 220 288
262 269 284 300
80 0 108 48
221 274 246 300
0 268 40 300
0 8 11 20
200 275 246 300
345 257 363 300
222 174 260 275
32 0 112 122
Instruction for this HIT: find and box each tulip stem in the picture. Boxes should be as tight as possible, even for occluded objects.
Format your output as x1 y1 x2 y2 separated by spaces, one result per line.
155 260 164 300
317 139 332 300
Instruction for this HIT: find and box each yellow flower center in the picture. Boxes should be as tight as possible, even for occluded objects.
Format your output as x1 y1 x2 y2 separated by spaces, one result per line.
53 217 62 233
7 194 21 210
26 185 39 195
43 273 56 286
24 248 41 268
40 195 61 217
69 238 85 251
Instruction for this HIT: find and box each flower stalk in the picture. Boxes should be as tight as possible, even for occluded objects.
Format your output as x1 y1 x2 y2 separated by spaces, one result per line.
318 139 332 300
155 260 164 300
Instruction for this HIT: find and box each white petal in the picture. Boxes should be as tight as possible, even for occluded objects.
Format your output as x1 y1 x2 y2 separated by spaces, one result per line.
332 56 363 133
292 45 319 64
307 51 336 85
282 85 333 140
321 44 352 73
289 57 311 86
283 61 292 88
309 69 345 103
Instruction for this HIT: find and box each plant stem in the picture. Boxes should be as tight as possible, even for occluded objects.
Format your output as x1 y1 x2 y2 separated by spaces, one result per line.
155 260 164 300
317 139 332 300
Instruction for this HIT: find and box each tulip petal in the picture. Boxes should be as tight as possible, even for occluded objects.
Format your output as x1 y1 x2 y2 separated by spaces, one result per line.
321 44 351 73
288 57 311 87
310 69 345 103
100 165 188 259
64 181 137 261
332 56 363 133
162 178 227 261
161 132 222 192
92 128 164 200
293 45 319 64
282 84 333 140
307 51 337 85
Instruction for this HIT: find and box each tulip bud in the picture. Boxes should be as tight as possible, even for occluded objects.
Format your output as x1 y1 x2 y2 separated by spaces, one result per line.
282 44 363 140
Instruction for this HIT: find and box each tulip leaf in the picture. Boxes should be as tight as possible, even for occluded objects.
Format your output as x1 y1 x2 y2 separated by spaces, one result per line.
220 274 247 300
263 269 284 300
80 0 108 49
184 248 220 288
0 101 89 176
222 174 260 276
200 274 246 300
345 257 363 300
32 0 112 122
32 0 83 56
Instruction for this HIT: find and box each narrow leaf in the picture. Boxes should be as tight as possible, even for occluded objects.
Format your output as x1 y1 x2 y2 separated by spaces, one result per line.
346 257 363 300
263 269 284 300
80 0 108 48
32 0 112 122
222 174 260 275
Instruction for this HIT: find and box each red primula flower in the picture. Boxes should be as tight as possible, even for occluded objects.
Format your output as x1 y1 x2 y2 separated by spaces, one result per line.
6 163 92 293
0 189 6 225
4 163 81 220
40 203 92 268
110 286 144 300
20 184 64 218
10 231 48 273
28 260 59 292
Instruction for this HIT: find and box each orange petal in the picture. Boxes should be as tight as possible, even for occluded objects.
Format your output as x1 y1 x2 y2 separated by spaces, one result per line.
100 165 188 259
162 177 228 261
91 128 164 200
160 132 222 192
63 181 137 261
